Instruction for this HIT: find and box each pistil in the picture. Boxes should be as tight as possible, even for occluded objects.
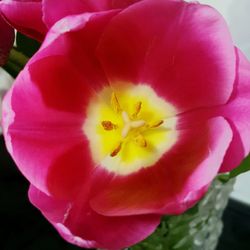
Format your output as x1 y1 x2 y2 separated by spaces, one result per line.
100 93 166 157
121 111 145 138
84 84 178 174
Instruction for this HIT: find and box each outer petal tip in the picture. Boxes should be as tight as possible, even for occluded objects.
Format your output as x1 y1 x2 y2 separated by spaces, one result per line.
219 48 250 172
0 0 47 41
29 185 161 250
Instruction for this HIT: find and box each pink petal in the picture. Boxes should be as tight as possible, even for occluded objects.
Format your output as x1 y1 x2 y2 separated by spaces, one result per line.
2 11 120 195
90 117 232 216
159 47 250 173
46 143 95 200
29 185 161 249
43 0 108 29
28 56 94 113
2 12 121 199
31 11 119 92
2 60 93 196
43 0 141 28
0 0 47 41
97 0 235 112
219 48 250 172
0 15 14 66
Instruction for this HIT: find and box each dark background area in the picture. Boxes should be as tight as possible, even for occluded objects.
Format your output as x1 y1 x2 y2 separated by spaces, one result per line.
1 135 250 250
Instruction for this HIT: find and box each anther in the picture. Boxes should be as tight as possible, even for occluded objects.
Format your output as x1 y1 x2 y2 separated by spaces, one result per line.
111 92 122 113
101 121 117 130
134 134 147 147
132 101 142 118
110 142 122 157
149 120 164 128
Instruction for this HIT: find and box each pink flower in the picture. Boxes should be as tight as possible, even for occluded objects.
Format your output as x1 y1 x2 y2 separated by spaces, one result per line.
2 0 250 249
0 14 14 65
0 0 141 41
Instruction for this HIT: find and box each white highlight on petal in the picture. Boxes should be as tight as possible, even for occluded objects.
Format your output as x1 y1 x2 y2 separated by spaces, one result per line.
55 223 96 248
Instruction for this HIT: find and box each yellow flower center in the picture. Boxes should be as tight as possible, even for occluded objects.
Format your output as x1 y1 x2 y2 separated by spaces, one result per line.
83 84 178 175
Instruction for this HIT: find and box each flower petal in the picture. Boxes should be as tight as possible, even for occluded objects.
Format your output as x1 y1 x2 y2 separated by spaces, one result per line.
43 0 141 28
168 47 250 172
29 185 161 249
31 11 119 92
2 54 96 193
97 0 235 112
46 143 95 200
219 48 250 172
90 117 232 216
0 0 47 41
2 10 121 198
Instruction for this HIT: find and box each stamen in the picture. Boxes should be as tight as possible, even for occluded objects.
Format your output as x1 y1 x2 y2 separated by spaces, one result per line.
149 120 164 128
134 134 147 147
111 92 121 113
110 142 122 157
101 121 117 130
132 101 142 118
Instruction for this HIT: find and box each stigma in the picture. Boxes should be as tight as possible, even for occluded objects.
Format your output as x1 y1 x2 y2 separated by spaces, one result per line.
121 111 145 138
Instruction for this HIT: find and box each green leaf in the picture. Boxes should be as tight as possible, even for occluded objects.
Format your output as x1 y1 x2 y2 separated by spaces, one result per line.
229 154 250 178
217 173 231 183
218 155 250 183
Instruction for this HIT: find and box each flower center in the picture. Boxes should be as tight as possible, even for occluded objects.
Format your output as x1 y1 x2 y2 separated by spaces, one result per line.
101 93 166 158
84 84 178 175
